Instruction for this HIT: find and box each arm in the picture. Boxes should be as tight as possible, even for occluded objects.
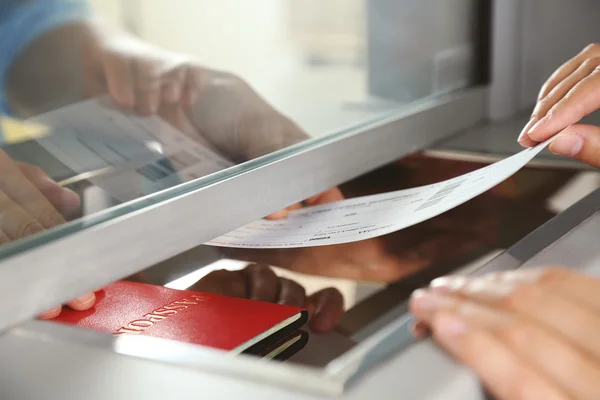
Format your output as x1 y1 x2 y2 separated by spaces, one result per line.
2 0 95 117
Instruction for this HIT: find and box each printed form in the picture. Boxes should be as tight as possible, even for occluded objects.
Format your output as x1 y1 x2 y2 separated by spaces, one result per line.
207 138 553 249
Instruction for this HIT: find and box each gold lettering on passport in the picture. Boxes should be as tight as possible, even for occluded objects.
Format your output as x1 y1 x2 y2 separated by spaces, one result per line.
113 294 209 336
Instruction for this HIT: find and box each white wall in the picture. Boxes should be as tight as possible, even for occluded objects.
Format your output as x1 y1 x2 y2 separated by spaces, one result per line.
88 0 373 136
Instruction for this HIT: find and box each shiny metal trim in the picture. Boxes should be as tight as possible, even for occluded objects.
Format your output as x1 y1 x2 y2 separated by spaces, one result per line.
0 87 488 332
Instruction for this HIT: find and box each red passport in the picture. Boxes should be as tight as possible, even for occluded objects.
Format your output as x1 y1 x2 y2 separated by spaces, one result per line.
52 281 308 355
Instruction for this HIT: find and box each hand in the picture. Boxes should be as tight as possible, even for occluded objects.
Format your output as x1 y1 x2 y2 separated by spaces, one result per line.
409 267 600 400
265 187 345 220
518 43 600 167
82 24 343 215
188 264 344 333
0 150 79 242
0 150 95 318
83 25 199 116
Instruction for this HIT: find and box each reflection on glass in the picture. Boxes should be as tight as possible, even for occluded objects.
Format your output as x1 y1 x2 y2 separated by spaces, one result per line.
114 155 585 370
0 0 482 251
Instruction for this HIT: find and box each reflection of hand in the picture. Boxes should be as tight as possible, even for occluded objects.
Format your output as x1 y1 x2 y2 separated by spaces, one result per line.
221 230 486 284
83 26 200 116
222 155 513 283
410 267 600 400
188 264 344 333
518 43 600 167
83 26 342 215
0 150 96 318
0 150 79 242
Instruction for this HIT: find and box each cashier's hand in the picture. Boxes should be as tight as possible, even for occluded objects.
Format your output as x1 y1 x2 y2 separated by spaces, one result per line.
188 264 344 333
519 43 600 168
83 26 343 216
409 267 600 400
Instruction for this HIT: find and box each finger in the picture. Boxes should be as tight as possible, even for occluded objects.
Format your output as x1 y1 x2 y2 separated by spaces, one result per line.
16 162 80 214
242 264 280 302
0 153 66 229
161 66 186 105
277 278 306 308
411 320 430 338
66 292 96 311
537 45 596 101
306 288 344 333
38 305 62 320
430 312 569 400
0 190 44 240
304 187 344 206
412 291 600 400
520 57 600 145
548 124 600 167
265 188 343 220
430 269 600 360
265 209 289 220
132 59 162 115
162 82 183 105
188 269 248 298
527 70 600 142
182 66 204 107
518 117 540 147
101 49 135 109
534 57 600 121
526 267 600 311
265 203 303 220
0 229 10 245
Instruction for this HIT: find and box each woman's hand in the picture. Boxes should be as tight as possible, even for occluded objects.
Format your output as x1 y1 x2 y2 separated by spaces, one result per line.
519 43 600 167
188 264 344 333
409 267 600 400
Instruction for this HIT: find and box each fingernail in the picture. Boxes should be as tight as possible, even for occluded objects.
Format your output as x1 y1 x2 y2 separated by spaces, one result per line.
527 114 551 139
411 289 454 313
411 320 430 338
518 117 537 143
434 313 468 338
430 276 467 292
549 133 583 157
38 306 62 320
69 292 96 310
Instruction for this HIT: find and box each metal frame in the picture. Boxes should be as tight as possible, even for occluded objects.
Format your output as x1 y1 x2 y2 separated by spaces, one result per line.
0 87 488 333
488 0 524 120
4 185 600 400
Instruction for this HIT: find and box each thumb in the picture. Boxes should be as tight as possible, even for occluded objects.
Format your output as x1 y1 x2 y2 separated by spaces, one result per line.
549 124 600 168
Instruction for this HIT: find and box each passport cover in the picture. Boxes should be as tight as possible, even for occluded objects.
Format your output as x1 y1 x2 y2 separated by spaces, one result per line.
52 281 308 354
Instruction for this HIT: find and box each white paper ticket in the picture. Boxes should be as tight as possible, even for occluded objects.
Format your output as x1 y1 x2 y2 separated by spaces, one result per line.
206 138 554 249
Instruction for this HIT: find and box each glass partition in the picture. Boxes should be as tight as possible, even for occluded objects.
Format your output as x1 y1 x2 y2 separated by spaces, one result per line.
0 0 485 257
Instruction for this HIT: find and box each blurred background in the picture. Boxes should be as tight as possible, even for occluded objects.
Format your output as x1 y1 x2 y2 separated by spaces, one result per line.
89 0 479 136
